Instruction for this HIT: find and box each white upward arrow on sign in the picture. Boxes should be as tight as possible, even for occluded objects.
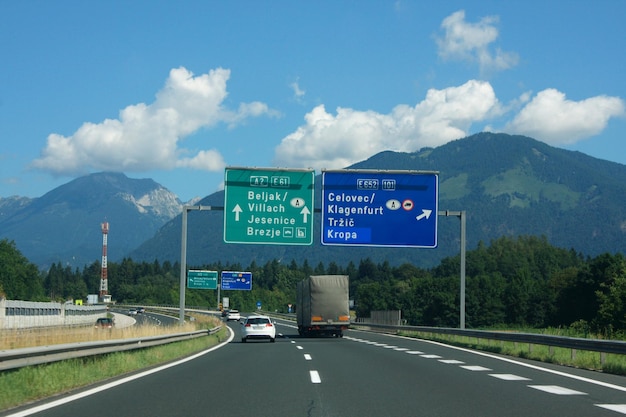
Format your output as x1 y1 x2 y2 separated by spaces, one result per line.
232 204 243 221
301 206 311 223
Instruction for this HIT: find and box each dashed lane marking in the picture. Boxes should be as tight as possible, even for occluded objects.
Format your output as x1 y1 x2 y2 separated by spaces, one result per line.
304 354 312 361
489 374 531 381
310 371 322 384
461 365 492 372
595 405 626 414
528 385 586 395
344 335 626 414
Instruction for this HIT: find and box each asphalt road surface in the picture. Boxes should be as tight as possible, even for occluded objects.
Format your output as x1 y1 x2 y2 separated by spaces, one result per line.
4 317 626 417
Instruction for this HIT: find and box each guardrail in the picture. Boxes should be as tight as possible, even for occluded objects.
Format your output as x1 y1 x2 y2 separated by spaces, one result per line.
0 326 222 371
254 312 626 361
352 321 626 363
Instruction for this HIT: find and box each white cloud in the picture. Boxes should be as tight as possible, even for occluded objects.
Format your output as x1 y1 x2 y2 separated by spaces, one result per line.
290 78 306 104
31 67 274 175
224 102 281 128
274 80 625 171
273 80 499 170
436 10 518 74
176 149 226 170
505 89 625 144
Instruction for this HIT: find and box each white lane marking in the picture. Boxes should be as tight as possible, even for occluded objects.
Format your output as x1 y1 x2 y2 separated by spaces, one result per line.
420 354 442 359
296 345 304 350
596 404 626 414
346 333 626 412
439 359 465 364
461 365 492 371
394 347 409 351
528 385 586 395
6 325 236 417
310 370 322 384
346 329 626 394
405 351 424 355
290 340 296 344
304 354 312 361
489 374 531 381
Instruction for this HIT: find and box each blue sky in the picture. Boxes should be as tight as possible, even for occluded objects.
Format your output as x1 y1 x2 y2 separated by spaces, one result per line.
1 1 624 202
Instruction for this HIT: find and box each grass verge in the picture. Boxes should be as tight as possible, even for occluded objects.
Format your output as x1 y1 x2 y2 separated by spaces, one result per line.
0 319 228 412
398 330 626 376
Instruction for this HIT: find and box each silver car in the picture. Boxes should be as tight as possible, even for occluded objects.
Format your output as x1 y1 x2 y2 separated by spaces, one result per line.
227 309 241 321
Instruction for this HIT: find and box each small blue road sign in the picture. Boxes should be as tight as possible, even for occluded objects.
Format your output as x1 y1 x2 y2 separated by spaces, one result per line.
221 271 253 290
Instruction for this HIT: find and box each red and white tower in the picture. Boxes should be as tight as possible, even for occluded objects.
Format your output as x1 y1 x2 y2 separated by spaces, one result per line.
99 222 109 299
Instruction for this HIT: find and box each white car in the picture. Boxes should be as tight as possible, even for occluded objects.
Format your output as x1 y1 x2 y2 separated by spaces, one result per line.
241 315 276 343
227 309 241 321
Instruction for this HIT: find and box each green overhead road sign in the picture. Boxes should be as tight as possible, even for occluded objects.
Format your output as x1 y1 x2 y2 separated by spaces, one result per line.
224 167 315 245
187 270 218 289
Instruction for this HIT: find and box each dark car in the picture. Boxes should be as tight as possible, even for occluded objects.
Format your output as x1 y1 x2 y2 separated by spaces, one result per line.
95 317 114 329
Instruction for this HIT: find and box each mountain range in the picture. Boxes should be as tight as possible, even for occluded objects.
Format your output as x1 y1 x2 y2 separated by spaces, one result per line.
1 132 625 270
0 173 186 268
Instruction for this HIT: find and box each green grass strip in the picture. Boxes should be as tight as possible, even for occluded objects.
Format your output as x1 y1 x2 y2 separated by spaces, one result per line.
399 331 626 376
0 327 228 412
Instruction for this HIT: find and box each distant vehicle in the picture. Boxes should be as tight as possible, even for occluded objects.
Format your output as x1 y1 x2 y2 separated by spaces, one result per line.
241 315 276 343
95 317 114 329
136 307 146 314
297 275 350 337
227 310 241 321
128 309 138 316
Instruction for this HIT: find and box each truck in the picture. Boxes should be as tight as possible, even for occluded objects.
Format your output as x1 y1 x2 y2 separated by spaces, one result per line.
296 275 350 337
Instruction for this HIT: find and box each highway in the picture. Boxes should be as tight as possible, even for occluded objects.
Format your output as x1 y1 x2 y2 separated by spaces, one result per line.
5 317 626 417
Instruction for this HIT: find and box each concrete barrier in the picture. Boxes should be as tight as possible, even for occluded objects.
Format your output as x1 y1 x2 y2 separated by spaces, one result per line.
0 299 108 329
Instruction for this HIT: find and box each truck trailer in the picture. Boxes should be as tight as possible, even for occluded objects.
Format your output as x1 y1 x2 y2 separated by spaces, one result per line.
296 275 350 337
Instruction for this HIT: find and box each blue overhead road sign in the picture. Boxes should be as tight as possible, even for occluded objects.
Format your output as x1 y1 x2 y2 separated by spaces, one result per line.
321 170 438 248
221 271 253 290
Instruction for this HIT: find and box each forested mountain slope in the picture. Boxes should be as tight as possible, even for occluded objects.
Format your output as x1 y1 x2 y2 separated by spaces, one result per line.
130 133 626 268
